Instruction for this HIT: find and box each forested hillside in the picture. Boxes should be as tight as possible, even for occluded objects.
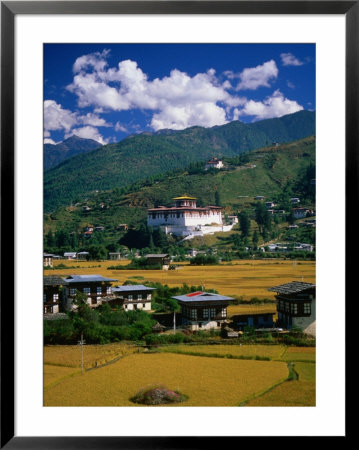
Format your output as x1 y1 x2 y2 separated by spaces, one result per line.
44 110 315 212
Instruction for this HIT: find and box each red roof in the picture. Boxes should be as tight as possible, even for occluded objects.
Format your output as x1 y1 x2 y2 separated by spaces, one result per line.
186 291 204 297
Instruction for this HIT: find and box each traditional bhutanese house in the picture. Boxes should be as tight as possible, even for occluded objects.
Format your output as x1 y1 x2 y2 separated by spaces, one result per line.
227 215 239 224
172 291 234 331
145 254 171 270
64 252 77 260
43 253 54 267
205 157 224 170
43 276 69 314
77 251 89 260
63 274 117 310
118 224 128 231
268 281 316 336
292 208 310 219
109 252 121 260
110 284 156 311
231 312 275 330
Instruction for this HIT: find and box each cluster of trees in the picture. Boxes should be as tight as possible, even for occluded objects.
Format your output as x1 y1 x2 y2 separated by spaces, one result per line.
44 291 157 345
44 283 218 345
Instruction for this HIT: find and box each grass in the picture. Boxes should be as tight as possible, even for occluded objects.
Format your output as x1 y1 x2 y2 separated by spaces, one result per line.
44 258 315 300
44 352 288 406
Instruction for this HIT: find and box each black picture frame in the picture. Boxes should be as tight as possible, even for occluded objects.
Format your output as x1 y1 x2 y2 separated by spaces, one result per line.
1 1 352 447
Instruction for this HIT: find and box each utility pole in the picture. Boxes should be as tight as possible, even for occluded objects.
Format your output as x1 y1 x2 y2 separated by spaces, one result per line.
78 333 86 375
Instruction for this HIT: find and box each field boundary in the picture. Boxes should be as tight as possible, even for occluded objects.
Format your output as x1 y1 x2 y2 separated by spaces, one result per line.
237 362 296 406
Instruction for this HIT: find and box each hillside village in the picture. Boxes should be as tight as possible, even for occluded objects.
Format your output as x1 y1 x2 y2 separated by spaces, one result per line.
44 135 316 342
43 110 317 346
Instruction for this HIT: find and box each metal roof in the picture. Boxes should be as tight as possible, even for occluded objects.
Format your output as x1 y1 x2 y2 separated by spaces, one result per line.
268 281 315 294
112 284 156 292
64 275 117 283
172 292 234 303
145 254 169 258
44 276 69 286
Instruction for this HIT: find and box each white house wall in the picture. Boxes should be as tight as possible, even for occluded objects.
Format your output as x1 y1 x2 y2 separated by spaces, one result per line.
147 211 222 228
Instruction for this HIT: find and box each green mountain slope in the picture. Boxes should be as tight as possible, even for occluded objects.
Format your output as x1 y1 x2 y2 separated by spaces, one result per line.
44 135 102 170
44 136 315 248
44 110 315 212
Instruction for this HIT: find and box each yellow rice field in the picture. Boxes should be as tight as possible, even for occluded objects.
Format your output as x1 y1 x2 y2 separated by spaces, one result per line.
44 352 288 406
244 361 315 406
44 343 137 369
161 344 286 359
280 346 316 362
45 259 315 299
44 364 79 388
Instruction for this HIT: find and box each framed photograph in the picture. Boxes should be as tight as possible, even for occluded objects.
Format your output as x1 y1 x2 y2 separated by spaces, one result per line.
1 1 352 447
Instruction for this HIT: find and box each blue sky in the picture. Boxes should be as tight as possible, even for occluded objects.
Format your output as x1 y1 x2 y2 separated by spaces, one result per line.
44 43 315 145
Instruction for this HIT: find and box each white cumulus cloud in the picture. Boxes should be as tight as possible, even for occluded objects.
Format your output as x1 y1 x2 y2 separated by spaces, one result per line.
66 53 246 130
65 126 108 145
44 100 78 132
228 60 278 91
235 90 303 120
280 53 304 66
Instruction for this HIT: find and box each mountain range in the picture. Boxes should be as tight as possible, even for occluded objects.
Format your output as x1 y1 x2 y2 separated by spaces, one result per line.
44 135 102 170
44 110 315 212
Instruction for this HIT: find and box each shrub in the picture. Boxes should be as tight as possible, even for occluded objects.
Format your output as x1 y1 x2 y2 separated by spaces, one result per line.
130 385 188 405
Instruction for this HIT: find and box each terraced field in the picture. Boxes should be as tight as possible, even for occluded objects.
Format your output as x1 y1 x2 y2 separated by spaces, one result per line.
44 343 315 407
44 352 288 407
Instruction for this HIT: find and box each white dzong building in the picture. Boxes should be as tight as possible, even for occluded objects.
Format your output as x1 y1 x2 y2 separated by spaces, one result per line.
147 195 234 239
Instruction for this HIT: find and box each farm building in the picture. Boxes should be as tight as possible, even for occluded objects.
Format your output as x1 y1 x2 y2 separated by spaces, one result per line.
109 284 156 311
63 274 117 310
64 252 77 260
147 195 234 238
77 251 89 260
231 312 275 330
43 253 54 267
109 252 121 260
145 254 171 270
292 208 311 219
172 291 234 331
43 276 69 314
205 157 224 170
227 215 239 224
268 281 316 336
265 201 275 209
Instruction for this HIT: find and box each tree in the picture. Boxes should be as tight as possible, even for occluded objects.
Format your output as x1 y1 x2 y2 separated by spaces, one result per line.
165 298 181 332
252 230 259 249
255 202 272 237
215 190 222 207
239 211 251 237
87 244 107 260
